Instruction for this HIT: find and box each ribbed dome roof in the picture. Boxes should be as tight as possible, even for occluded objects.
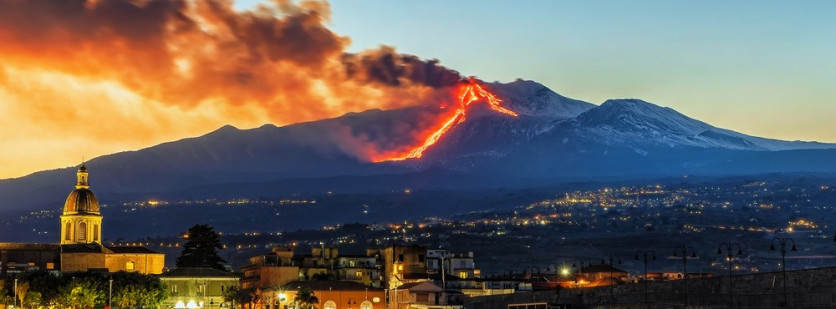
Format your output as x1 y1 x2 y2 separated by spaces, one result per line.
64 188 100 213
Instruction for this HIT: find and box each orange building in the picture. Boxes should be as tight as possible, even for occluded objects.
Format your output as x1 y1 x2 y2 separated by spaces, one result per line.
278 280 385 309
241 247 300 290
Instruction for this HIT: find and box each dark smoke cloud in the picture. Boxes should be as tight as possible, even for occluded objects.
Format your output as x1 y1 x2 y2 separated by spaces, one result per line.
343 46 462 88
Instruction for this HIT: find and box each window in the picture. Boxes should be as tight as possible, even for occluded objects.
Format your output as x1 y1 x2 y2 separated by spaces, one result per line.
65 222 72 240
418 254 424 262
397 265 403 271
323 300 336 309
349 260 355 267
77 222 87 241
398 254 404 262
126 261 135 270
360 301 372 309
355 271 363 277
459 271 468 279
93 224 99 241
46 262 55 270
172 285 178 293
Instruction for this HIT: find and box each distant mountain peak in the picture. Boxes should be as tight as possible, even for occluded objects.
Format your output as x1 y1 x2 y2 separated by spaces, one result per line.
489 79 595 119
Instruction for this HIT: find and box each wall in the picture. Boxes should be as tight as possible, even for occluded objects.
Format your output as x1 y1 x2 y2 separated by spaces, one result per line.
60 252 106 272
559 266 836 308
105 253 165 274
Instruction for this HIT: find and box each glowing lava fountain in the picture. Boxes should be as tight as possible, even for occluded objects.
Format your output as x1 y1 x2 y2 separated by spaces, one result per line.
376 80 518 162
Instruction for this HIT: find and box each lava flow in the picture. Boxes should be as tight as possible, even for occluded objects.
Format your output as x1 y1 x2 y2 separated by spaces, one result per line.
375 80 518 162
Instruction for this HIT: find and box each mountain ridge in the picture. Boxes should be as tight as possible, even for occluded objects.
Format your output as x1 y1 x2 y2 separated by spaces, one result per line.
2 79 835 213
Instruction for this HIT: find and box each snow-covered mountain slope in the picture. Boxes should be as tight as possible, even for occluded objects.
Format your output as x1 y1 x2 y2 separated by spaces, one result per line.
571 98 834 151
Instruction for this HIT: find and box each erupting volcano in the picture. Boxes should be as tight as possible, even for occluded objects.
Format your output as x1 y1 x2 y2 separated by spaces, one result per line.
375 79 519 162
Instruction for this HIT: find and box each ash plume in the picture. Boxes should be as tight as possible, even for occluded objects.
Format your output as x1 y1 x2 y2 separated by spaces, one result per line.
0 0 465 173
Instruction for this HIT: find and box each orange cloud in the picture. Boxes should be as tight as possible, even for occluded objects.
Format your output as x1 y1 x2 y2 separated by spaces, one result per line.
0 0 461 178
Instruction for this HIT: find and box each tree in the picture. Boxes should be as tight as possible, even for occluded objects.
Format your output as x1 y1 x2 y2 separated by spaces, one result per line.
16 282 28 309
222 286 253 309
293 287 318 309
176 224 227 270
0 280 13 305
57 277 105 309
23 292 41 309
22 271 65 307
111 271 168 309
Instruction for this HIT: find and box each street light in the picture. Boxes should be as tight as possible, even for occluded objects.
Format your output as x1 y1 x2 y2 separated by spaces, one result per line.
601 254 622 303
717 242 744 308
671 246 698 306
601 254 623 284
570 259 593 288
770 237 797 307
634 250 656 304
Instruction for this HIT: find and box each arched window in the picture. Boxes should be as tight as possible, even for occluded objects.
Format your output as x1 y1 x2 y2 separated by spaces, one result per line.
360 300 373 309
65 222 72 240
323 300 337 309
77 222 87 241
93 224 99 242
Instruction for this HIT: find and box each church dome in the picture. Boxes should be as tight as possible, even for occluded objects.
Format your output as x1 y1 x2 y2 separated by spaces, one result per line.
63 163 100 214
64 188 100 213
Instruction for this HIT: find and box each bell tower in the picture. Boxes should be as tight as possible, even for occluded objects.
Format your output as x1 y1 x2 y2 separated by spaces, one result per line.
60 163 103 245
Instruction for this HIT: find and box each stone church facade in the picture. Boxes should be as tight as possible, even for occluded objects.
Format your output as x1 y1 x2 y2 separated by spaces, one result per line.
0 164 164 275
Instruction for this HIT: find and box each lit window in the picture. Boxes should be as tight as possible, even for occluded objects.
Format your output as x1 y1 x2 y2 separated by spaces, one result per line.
324 300 337 309
397 265 403 271
126 261 135 270
459 271 467 279
46 262 55 270
355 271 363 277
360 301 373 309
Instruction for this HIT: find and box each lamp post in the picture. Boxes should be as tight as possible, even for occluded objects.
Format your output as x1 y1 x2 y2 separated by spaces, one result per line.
570 259 593 288
770 237 797 307
601 254 623 284
634 250 656 304
717 242 744 308
109 277 113 309
601 254 622 303
671 246 697 306
13 278 17 309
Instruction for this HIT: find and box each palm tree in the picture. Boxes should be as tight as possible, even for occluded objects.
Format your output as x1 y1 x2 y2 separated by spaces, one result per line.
294 287 318 309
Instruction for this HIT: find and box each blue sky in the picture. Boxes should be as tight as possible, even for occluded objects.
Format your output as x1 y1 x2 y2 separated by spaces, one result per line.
242 0 836 142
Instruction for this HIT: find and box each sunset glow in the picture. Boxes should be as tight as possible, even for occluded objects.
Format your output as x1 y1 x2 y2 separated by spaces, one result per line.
0 0 457 178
